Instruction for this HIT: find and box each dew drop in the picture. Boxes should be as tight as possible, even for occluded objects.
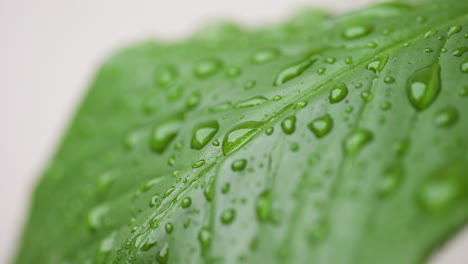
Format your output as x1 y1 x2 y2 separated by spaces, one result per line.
221 183 230 194
220 208 236 224
156 243 169 264
150 116 183 153
149 194 161 208
345 57 353 64
204 178 215 201
343 129 374 156
380 101 392 111
163 186 175 198
379 164 404 197
192 159 206 168
181 197 192 208
234 96 268 108
294 101 308 109
361 91 373 102
281 115 296 135
226 66 242 78
244 80 257 90
317 67 326 75
87 205 109 232
329 83 349 104
434 106 459 128
209 101 232 113
452 47 467 57
186 92 201 109
406 63 441 111
447 25 462 39
222 121 264 155
191 120 219 150
165 222 174 234
256 190 271 222
231 159 247 171
342 24 373 39
155 65 178 88
384 76 395 83
424 29 438 39
461 61 468 73
367 55 389 76
325 57 336 64
265 127 274 135
198 227 212 256
308 114 333 138
459 86 468 97
193 58 223 78
273 54 320 86
251 48 281 64
95 232 116 264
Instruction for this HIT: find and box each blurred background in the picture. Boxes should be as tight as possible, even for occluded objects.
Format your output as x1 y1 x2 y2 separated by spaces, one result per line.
1 0 467 263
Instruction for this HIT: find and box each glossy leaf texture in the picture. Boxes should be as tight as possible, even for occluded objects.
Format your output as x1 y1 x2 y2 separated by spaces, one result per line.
14 1 468 263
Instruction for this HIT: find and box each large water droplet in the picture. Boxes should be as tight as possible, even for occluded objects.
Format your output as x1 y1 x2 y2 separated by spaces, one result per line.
447 25 462 39
191 120 219 150
308 114 333 138
343 129 374 156
150 116 183 153
367 54 389 75
452 47 467 57
329 83 349 103
234 96 269 109
251 48 281 64
181 197 192 208
281 115 296 135
434 106 459 128
342 24 373 39
198 227 212 256
273 54 320 86
222 121 264 155
406 63 441 111
193 58 223 78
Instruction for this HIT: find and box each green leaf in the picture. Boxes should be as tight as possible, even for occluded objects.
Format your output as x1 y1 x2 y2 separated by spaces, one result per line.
15 1 468 263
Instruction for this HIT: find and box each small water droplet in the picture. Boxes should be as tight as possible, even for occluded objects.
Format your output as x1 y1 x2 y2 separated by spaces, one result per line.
406 63 441 111
234 96 269 108
380 101 392 111
150 116 183 153
379 164 404 197
294 101 308 109
156 243 169 264
384 76 395 83
165 222 174 234
220 208 236 224
329 83 349 103
163 186 175 198
308 114 333 138
325 57 336 64
244 80 257 90
274 54 320 86
204 178 215 201
192 159 206 168
191 120 219 150
256 190 271 222
251 48 280 64
459 86 468 97
447 25 462 39
317 67 326 75
221 183 230 194
209 101 232 113
366 41 378 48
87 205 109 232
367 55 389 76
360 91 373 102
343 129 374 156
181 197 192 208
461 61 468 73
265 127 274 135
198 227 212 256
193 58 223 78
222 121 264 155
424 29 438 39
186 92 201 109
342 24 373 39
155 65 178 88
149 194 161 208
226 66 242 78
281 115 296 135
452 47 467 57
231 159 247 171
424 47 434 53
96 232 116 264
345 57 353 64
212 139 220 146
290 142 299 152
434 106 459 128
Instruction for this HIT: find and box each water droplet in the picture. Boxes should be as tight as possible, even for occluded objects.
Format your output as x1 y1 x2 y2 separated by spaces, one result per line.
251 48 280 64
96 232 116 264
209 101 232 113
434 106 459 128
384 76 395 83
406 63 441 111
345 57 353 64
244 80 256 90
290 142 299 152
231 159 247 171
183 219 191 229
273 54 320 86
198 227 212 256
87 205 109 232
424 47 434 53
181 197 192 208
222 121 264 155
204 178 215 201
342 24 373 39
379 164 404 197
281 115 296 134
140 236 157 251
226 66 242 78
380 101 392 111
447 25 462 39
234 96 268 108
308 219 329 244
367 55 389 75
156 243 169 264
461 61 468 73
163 186 175 198
150 116 183 153
186 92 201 109
343 129 374 156
272 95 282 101
212 139 220 146
220 208 236 224
193 58 223 78
308 114 333 138
165 222 174 234
265 127 274 135
459 86 468 97
325 57 336 64
366 41 378 48
360 91 373 102
192 159 206 168
329 83 349 103
191 120 219 150
155 65 178 88
317 67 326 75
256 190 271 222
416 16 427 23
424 29 438 39
294 101 308 109
149 194 161 208
452 47 467 57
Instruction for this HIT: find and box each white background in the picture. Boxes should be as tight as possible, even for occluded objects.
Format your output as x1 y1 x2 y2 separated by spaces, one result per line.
1 0 466 263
